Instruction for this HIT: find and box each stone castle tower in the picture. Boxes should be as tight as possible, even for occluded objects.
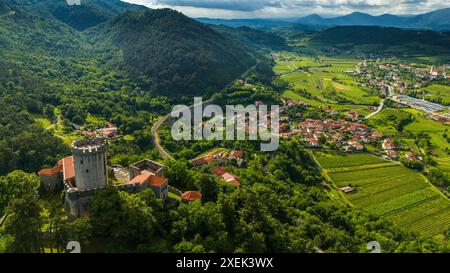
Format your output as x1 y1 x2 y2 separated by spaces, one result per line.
72 139 108 190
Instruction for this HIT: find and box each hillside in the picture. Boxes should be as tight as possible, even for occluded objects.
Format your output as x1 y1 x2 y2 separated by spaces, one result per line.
5 0 149 30
210 25 287 51
311 26 450 55
196 18 291 30
88 9 256 96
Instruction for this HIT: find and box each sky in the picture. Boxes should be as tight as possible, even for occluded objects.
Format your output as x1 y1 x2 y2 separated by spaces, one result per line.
122 0 450 19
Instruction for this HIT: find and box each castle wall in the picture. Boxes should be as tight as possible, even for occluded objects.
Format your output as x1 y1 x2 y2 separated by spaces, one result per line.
39 173 62 192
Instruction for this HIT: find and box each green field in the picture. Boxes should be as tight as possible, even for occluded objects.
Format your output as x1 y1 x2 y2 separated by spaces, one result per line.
275 54 379 106
421 84 450 105
315 152 450 237
313 152 388 169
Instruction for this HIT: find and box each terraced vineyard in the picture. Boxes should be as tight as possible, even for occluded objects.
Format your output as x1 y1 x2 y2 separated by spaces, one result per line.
315 152 450 237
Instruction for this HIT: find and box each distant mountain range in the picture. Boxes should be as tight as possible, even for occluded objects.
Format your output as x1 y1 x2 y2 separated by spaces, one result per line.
198 8 450 31
298 8 450 30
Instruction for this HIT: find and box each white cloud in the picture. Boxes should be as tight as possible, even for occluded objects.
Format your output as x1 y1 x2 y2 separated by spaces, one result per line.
66 0 81 5
123 0 450 18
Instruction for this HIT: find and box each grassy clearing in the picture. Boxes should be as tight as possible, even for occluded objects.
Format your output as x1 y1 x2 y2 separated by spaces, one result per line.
422 84 450 105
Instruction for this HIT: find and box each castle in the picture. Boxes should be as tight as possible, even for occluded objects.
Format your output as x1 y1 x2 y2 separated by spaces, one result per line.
38 138 169 218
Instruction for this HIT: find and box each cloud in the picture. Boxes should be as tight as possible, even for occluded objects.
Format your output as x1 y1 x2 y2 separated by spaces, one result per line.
156 0 282 11
66 0 81 5
123 0 449 18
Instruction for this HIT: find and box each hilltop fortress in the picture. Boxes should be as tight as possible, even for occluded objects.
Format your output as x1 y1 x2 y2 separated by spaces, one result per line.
38 138 168 218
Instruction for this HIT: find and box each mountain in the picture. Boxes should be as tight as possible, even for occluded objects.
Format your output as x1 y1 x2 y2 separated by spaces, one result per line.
6 0 149 30
209 25 287 51
297 8 450 30
196 18 292 30
312 26 450 55
87 9 256 96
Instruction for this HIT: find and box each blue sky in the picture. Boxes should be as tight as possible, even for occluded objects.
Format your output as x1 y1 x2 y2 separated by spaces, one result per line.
123 0 449 19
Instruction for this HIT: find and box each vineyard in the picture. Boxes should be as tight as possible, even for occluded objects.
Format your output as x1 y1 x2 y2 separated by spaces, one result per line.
313 152 388 169
315 153 450 237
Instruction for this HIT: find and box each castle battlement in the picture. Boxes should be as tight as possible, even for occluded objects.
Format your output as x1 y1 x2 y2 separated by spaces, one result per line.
71 139 107 155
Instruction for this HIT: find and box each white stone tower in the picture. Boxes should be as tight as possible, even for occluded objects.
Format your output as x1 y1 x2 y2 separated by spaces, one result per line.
71 139 108 190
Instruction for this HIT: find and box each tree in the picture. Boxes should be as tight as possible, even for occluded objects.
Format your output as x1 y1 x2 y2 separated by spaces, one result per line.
427 168 449 187
165 160 192 188
195 174 218 203
0 171 40 215
2 194 43 253
116 191 156 243
53 217 92 253
92 187 156 244
91 186 123 236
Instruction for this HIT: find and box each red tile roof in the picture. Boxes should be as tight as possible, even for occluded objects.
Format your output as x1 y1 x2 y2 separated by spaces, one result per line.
130 171 153 185
182 191 202 202
129 171 167 188
101 130 116 137
62 156 75 181
38 165 62 176
212 166 240 187
212 166 226 176
229 150 244 159
192 154 215 165
149 175 168 187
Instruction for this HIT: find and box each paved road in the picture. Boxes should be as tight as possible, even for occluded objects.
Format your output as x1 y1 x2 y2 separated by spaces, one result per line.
151 63 258 160
365 99 385 120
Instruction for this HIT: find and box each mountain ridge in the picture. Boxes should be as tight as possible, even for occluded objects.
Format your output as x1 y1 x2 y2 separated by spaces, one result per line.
197 8 450 30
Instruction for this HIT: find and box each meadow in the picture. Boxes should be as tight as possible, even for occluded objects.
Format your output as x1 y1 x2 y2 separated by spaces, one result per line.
315 152 450 237
274 54 380 107
421 84 450 105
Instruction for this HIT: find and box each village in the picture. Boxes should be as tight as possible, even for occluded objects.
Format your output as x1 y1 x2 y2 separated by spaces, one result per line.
352 60 450 122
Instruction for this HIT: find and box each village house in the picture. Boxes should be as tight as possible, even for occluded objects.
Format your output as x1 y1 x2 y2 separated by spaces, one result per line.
348 140 364 151
382 139 396 150
405 152 418 161
228 150 244 160
388 151 399 160
212 166 240 187
181 191 202 202
191 154 216 166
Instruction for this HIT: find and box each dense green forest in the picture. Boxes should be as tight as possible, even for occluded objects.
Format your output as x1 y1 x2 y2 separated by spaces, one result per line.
311 26 450 56
87 9 255 96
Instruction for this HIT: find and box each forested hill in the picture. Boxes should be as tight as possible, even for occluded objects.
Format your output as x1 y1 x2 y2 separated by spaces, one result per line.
0 4 256 174
210 25 287 52
311 26 450 54
3 0 149 30
87 9 256 96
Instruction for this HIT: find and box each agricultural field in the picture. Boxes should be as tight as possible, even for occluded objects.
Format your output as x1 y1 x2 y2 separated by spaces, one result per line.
274 53 380 107
368 108 412 135
315 152 450 237
313 151 388 169
422 84 450 105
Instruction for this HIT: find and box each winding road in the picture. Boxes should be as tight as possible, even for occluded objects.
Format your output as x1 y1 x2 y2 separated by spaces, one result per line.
365 99 385 120
151 63 259 160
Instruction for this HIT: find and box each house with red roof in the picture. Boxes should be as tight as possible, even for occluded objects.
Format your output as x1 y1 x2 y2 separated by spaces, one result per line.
382 139 396 150
212 166 240 187
182 191 202 202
